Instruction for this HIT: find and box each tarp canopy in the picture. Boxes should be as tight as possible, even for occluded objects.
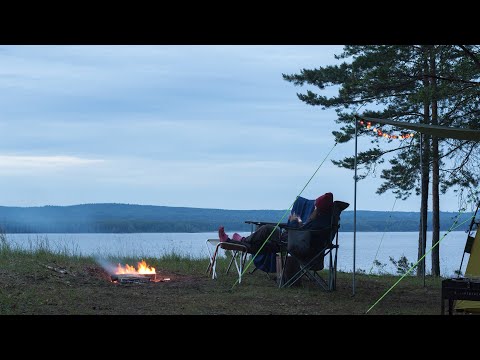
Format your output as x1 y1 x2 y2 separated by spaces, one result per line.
352 114 480 296
357 115 480 142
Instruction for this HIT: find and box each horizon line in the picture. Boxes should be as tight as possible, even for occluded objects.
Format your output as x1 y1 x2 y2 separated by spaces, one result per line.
0 202 468 213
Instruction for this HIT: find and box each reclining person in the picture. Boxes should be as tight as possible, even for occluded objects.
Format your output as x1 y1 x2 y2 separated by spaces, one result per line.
218 192 334 254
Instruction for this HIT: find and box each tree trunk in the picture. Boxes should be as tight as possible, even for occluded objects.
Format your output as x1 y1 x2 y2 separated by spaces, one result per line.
430 46 441 276
419 136 430 277
417 47 431 277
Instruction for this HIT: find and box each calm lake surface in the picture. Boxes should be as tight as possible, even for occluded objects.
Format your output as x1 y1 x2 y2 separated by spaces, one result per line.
5 231 474 276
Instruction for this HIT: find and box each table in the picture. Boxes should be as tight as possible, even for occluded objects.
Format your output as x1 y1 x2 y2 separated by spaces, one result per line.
441 278 480 315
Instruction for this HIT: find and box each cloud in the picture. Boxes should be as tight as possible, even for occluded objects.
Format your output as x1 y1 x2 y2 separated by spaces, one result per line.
0 155 104 175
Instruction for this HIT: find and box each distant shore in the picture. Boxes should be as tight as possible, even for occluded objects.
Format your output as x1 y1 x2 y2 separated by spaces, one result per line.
0 203 473 233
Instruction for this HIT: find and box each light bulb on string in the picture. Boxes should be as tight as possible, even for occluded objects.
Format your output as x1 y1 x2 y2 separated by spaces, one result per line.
357 119 416 140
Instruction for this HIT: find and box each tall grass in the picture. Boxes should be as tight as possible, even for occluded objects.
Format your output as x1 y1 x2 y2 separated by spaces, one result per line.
0 229 11 254
0 230 216 276
0 232 86 269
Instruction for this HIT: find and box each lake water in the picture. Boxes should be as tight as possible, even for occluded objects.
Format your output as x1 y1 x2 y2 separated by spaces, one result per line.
4 231 474 277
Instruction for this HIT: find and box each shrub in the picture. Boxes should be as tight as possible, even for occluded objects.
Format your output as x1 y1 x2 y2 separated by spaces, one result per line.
389 255 414 275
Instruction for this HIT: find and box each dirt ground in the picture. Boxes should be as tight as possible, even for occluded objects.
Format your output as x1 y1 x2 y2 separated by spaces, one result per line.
0 255 451 316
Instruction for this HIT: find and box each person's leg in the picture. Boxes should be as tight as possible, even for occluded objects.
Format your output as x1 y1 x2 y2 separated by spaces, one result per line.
242 225 279 252
232 233 244 242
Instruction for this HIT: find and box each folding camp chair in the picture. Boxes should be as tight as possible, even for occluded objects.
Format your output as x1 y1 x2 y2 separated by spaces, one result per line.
206 239 249 283
280 200 349 290
244 196 316 277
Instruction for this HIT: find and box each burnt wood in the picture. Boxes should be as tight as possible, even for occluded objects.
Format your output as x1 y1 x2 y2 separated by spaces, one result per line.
111 273 156 284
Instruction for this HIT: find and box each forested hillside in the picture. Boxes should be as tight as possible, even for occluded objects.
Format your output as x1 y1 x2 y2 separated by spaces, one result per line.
0 204 473 233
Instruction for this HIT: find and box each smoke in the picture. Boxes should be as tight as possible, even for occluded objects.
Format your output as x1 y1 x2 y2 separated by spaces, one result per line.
95 256 118 275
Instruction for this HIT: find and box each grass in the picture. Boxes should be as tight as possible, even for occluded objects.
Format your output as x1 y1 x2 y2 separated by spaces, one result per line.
0 232 449 315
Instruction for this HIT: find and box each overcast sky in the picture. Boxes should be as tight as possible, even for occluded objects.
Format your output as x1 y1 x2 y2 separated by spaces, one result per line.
0 45 463 211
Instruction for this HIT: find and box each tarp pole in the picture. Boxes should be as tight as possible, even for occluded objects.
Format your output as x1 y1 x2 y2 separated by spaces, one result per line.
353 117 358 296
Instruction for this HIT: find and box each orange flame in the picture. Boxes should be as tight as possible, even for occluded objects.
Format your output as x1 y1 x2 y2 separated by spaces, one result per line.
115 260 156 275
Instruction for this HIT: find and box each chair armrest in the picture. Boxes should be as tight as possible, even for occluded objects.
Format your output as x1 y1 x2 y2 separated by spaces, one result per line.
244 220 289 228
288 225 333 233
282 224 332 232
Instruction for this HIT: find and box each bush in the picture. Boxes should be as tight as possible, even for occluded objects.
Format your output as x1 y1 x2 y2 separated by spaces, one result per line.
372 259 387 275
389 255 414 275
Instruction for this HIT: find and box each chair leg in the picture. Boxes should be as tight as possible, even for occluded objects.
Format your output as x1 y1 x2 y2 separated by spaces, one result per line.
330 258 335 291
238 251 248 284
205 239 216 274
206 259 212 274
239 251 248 283
285 271 304 288
225 251 236 274
242 251 248 270
333 247 338 291
210 247 220 280
233 251 242 282
328 251 333 291
279 252 291 288
233 251 244 275
309 271 329 290
225 250 245 283
282 249 332 290
281 259 305 288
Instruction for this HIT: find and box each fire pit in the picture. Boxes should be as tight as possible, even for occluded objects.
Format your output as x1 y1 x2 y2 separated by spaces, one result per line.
111 273 157 284
110 260 170 284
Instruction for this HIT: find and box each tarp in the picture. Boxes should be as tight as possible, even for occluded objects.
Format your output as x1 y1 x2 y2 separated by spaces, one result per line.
454 230 480 312
352 114 480 297
357 115 480 142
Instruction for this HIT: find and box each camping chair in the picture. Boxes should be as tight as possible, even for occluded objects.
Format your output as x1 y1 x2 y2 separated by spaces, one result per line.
244 196 316 278
206 239 249 283
280 200 349 290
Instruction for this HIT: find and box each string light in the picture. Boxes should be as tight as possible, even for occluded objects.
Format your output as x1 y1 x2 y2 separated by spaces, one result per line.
358 119 415 140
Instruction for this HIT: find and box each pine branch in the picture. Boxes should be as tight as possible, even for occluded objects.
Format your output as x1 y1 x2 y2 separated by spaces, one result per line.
402 72 480 86
458 45 480 70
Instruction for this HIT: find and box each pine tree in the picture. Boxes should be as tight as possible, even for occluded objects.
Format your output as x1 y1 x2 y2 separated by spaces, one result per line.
283 45 480 276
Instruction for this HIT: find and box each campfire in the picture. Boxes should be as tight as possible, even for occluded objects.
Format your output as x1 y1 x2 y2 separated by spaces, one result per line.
110 260 170 284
